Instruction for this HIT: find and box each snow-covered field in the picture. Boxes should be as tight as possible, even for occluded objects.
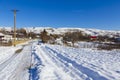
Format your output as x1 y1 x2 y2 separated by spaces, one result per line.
0 41 120 80
44 44 120 80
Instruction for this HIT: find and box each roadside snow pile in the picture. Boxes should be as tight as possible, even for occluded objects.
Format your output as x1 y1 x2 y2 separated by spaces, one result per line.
45 44 120 80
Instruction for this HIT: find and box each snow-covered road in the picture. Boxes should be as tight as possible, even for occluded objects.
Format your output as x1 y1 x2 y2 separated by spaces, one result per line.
0 44 31 80
31 43 78 80
0 41 120 80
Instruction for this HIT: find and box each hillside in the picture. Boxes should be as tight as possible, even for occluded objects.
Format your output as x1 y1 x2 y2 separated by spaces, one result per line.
0 27 120 37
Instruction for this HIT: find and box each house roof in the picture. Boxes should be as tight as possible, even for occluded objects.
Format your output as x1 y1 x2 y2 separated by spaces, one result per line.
90 36 97 38
0 33 4 36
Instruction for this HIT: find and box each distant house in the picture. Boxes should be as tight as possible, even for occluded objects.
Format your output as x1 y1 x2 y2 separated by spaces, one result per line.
0 33 4 41
90 36 97 41
2 35 12 42
55 37 63 45
114 37 120 43
0 33 12 43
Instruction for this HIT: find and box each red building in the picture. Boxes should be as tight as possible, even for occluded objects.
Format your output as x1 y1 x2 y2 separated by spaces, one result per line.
90 36 97 40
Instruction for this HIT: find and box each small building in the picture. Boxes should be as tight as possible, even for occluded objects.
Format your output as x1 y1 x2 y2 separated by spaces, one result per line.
55 37 63 45
90 36 97 41
0 33 13 43
2 35 12 42
114 37 120 43
0 33 4 41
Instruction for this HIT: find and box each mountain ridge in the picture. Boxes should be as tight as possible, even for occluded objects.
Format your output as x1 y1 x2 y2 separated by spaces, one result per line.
0 27 120 37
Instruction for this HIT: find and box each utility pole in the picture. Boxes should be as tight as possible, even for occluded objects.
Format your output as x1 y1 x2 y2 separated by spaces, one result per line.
12 9 19 47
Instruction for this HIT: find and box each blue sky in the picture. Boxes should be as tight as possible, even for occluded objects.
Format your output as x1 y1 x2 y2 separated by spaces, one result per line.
0 0 120 30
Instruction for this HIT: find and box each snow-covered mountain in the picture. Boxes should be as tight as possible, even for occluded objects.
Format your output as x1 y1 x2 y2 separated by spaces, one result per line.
0 27 120 37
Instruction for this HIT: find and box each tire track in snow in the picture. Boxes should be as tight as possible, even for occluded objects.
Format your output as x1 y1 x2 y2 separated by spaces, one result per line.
29 46 43 80
0 45 32 80
45 46 109 80
49 45 120 80
41 46 83 80
0 54 18 71
37 45 75 80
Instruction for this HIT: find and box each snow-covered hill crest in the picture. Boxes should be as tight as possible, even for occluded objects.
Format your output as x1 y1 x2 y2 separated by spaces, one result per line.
0 27 120 37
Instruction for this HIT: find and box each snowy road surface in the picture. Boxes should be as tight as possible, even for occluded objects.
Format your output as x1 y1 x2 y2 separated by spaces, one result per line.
0 44 31 80
0 41 120 80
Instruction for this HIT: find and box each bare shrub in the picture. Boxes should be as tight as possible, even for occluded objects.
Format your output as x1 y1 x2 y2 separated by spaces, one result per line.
97 43 120 50
40 29 50 43
63 31 89 46
15 48 23 53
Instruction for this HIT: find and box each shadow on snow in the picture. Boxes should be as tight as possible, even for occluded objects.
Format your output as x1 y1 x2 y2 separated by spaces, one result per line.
45 46 108 80
29 51 42 80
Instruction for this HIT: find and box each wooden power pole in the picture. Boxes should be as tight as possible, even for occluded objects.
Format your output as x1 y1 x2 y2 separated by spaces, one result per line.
12 9 19 47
